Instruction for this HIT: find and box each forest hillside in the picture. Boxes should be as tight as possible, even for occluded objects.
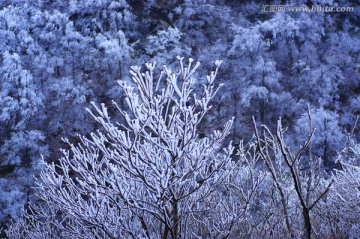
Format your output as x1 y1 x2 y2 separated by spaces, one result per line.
0 0 360 238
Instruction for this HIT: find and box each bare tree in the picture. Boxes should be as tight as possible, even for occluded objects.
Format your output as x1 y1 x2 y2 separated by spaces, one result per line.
252 113 333 239
5 58 237 239
6 58 360 239
324 144 360 238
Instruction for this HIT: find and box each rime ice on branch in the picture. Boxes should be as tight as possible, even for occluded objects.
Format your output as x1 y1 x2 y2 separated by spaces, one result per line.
6 58 239 239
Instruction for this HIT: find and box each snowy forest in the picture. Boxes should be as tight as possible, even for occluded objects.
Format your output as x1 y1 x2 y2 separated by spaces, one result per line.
0 0 360 238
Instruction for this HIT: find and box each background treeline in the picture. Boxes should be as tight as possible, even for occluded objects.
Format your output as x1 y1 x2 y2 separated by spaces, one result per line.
0 0 359 235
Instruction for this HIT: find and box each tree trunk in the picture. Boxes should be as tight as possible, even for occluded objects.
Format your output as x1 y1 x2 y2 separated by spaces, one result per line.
162 225 169 239
302 208 311 239
172 200 179 239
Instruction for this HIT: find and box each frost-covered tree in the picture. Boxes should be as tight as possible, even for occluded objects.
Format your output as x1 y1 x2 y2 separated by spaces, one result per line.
294 107 346 166
145 27 190 67
5 58 237 239
227 21 296 137
2 0 360 235
252 114 333 239
310 124 360 238
0 2 136 227
0 51 48 223
328 157 360 238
